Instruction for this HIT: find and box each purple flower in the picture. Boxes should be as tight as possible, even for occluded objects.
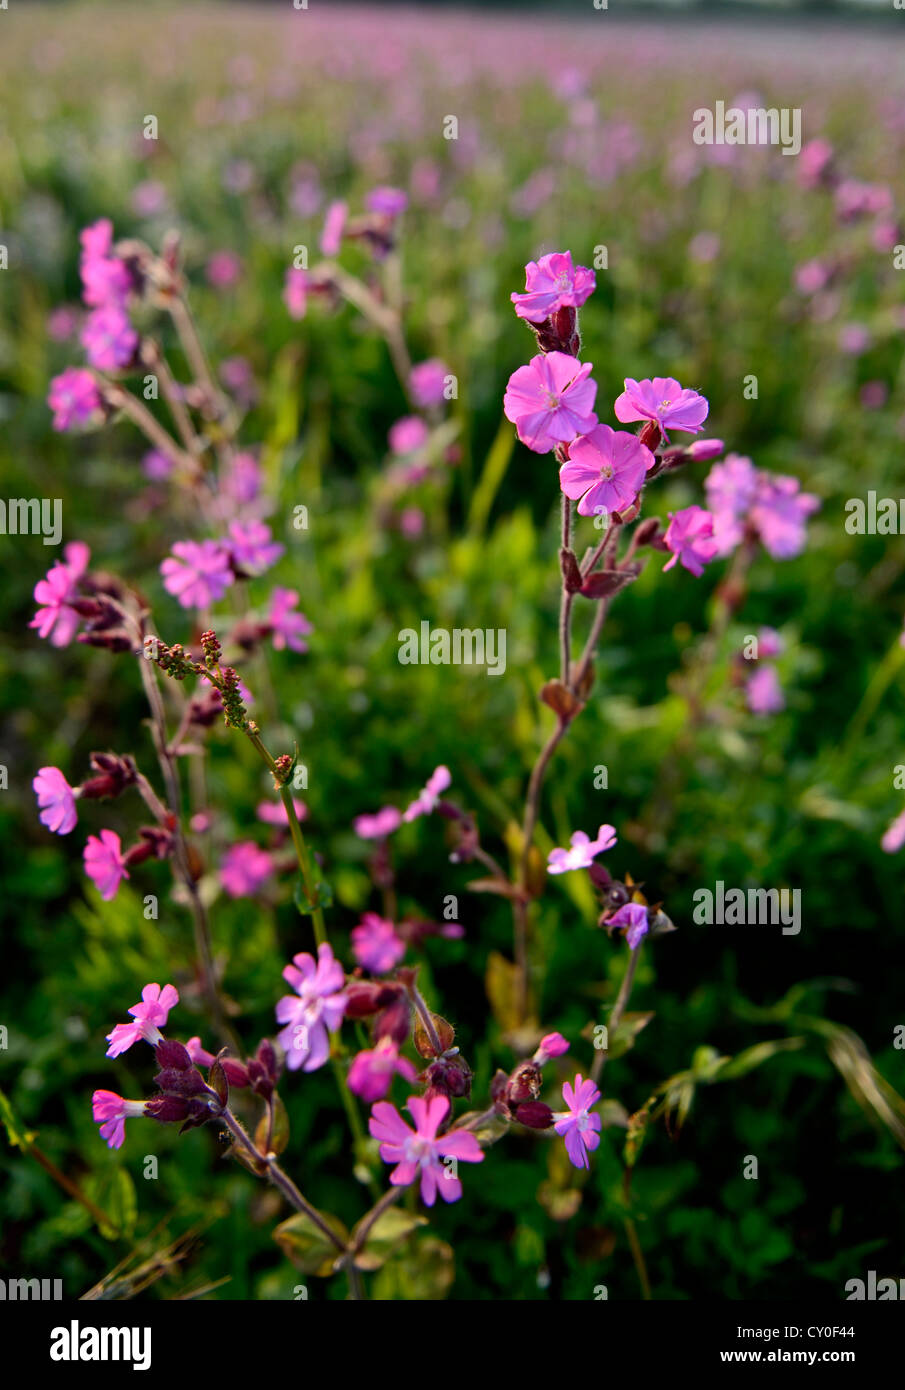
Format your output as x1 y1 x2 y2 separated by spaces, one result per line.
409 359 449 409
369 1094 484 1205
267 587 313 652
351 912 406 974
160 540 233 610
614 377 709 442
547 825 616 874
553 1074 601 1169
206 251 242 289
389 416 429 455
105 983 179 1058
366 186 408 217
30 541 91 647
142 449 174 481
354 806 403 839
607 902 650 950
220 841 274 898
559 424 653 517
226 521 284 576
92 1090 147 1149
749 475 820 560
48 368 103 432
510 251 596 323
746 665 785 716
275 942 348 1072
533 1032 570 1065
704 453 760 556
348 1038 417 1102
756 627 784 660
81 305 138 371
84 829 130 901
256 798 308 826
504 351 598 454
283 267 308 320
881 809 905 855
403 765 451 822
320 199 348 256
79 218 133 308
662 506 719 577
33 766 78 835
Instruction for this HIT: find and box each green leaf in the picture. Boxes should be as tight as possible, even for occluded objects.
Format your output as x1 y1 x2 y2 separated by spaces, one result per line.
371 1235 455 1300
351 1206 426 1272
274 1209 349 1277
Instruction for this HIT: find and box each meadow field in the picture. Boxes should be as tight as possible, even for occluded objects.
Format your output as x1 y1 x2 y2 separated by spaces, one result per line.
1 0 904 1303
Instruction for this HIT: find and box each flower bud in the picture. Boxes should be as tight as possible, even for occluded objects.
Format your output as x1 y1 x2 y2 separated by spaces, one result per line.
514 1102 554 1130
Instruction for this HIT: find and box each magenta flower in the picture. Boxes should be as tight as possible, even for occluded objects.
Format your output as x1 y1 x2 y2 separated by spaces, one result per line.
354 806 403 839
267 586 313 652
749 475 820 560
614 377 709 441
30 541 91 648
92 1090 147 1150
559 424 653 517
553 1074 602 1169
226 521 284 576
366 186 408 217
81 305 138 371
607 902 650 950
320 199 348 256
756 627 784 660
369 1094 484 1204
704 453 760 556
504 351 598 454
389 416 429 455
79 218 133 309
84 829 130 901
206 250 242 289
185 1037 216 1068
403 765 451 822
351 912 406 974
48 368 103 432
686 438 725 463
547 825 616 874
256 798 308 826
33 766 78 835
746 665 784 716
510 251 596 323
275 942 348 1072
662 506 719 577
160 539 233 610
142 449 174 481
881 809 905 855
105 983 179 1058
220 841 274 898
283 266 308 320
348 1038 418 1103
409 359 449 409
533 1032 570 1065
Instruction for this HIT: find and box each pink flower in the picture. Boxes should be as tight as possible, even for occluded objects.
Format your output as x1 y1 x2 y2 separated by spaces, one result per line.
553 1074 601 1169
351 913 406 974
559 424 653 517
607 902 650 950
47 368 103 432
320 199 348 256
547 825 616 874
81 305 138 371
283 267 308 320
409 359 449 409
267 586 313 652
226 521 284 576
142 449 174 481
510 251 596 322
533 1032 570 1065
206 250 242 289
794 259 831 296
30 541 91 647
749 476 820 560
256 798 308 826
746 665 784 716
504 351 598 454
705 453 760 556
389 416 428 455
366 186 408 217
220 841 274 898
797 138 833 189
686 438 724 463
403 765 451 822
185 1037 216 1068
881 809 905 855
33 766 78 835
84 829 130 901
756 627 784 660
92 1090 147 1149
160 539 233 609
79 218 133 308
105 983 179 1057
348 1038 417 1102
614 377 709 441
354 806 403 839
275 942 348 1072
662 506 719 577
369 1094 484 1204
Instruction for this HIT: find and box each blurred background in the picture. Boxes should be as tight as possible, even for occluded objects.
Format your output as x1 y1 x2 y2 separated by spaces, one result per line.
1 0 904 1300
